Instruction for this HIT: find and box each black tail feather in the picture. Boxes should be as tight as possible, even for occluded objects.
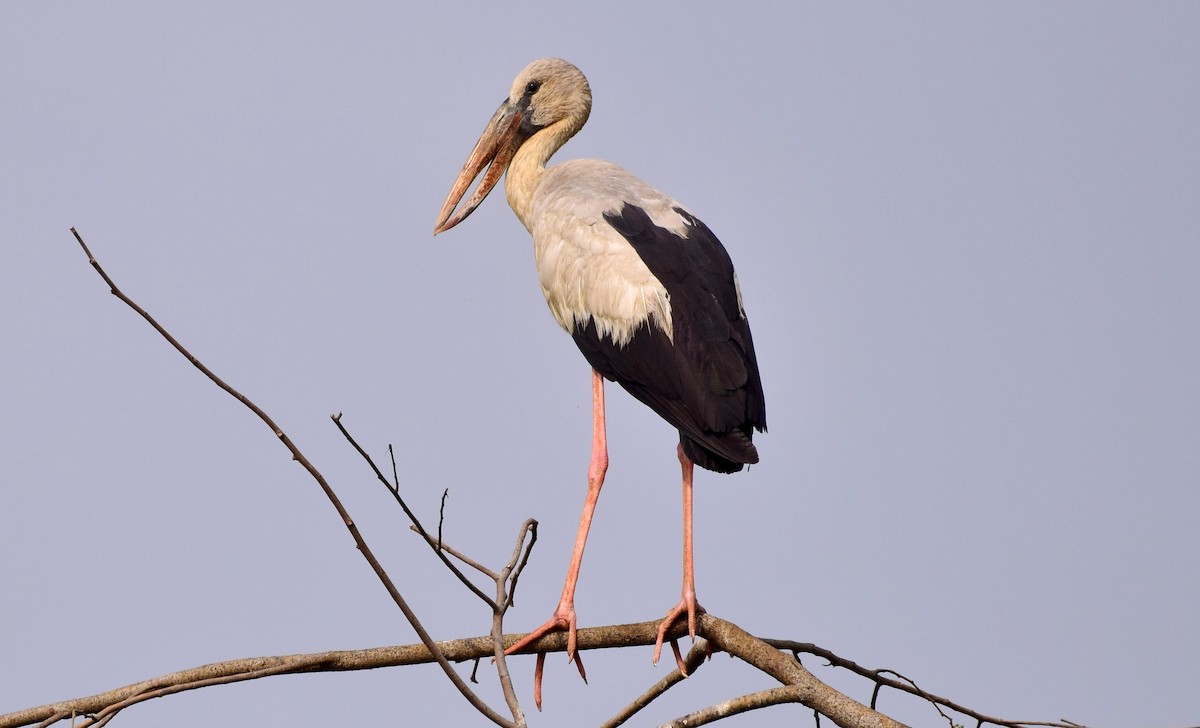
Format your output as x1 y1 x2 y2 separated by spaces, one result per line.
681 428 758 474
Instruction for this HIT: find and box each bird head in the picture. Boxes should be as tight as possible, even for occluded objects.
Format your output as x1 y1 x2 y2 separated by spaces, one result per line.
434 58 591 234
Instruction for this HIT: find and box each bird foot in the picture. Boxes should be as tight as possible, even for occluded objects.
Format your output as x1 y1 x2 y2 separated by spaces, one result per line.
653 596 705 673
505 604 579 658
505 607 587 711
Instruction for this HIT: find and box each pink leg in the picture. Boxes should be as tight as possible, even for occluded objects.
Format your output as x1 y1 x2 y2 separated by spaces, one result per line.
653 444 705 670
505 369 608 708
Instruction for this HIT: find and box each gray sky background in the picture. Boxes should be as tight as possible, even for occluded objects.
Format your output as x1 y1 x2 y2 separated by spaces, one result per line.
3 3 1198 726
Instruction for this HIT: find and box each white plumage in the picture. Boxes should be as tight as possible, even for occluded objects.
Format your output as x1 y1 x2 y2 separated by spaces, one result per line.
529 160 684 345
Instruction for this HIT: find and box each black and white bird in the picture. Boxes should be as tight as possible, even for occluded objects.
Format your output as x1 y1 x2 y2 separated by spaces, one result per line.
434 58 765 700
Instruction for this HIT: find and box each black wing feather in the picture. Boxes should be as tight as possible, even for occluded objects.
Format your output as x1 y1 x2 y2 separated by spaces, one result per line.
570 204 766 474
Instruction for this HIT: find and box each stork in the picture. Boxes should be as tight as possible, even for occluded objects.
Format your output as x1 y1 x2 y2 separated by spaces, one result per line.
434 58 765 702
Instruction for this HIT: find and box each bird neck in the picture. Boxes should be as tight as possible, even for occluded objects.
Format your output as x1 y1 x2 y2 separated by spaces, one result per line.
505 117 578 233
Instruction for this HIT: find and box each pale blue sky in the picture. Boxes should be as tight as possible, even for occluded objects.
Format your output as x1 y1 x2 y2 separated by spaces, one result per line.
3 3 1198 726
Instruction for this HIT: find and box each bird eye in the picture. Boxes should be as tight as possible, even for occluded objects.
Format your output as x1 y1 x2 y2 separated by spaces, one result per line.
525 80 541 95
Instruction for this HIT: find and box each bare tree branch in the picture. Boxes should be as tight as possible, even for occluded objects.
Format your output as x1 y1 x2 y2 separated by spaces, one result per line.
410 523 500 579
331 413 497 608
331 412 499 606
4 610 1105 728
11 614 898 728
768 639 1086 728
601 640 711 728
659 686 804 727
489 520 541 722
697 615 904 728
332 414 548 721
503 519 538 610
2 620 679 728
58 661 308 728
68 228 515 728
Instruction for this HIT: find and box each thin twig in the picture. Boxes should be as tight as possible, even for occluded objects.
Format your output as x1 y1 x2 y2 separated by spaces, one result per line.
601 640 710 728
331 414 497 608
32 710 69 728
71 661 307 728
876 668 955 727
657 686 802 728
69 229 512 728
497 520 538 600
409 524 499 579
388 444 401 493
489 519 540 724
504 519 538 609
334 418 535 722
438 487 449 548
335 422 532 723
768 639 1086 728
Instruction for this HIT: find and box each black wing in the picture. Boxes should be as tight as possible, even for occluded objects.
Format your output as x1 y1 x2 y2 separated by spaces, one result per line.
570 204 766 473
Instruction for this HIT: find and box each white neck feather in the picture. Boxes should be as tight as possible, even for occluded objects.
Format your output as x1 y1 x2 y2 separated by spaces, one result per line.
504 117 580 232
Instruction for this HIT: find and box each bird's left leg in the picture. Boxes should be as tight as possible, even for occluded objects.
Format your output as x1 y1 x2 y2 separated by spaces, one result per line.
504 368 607 708
653 444 705 672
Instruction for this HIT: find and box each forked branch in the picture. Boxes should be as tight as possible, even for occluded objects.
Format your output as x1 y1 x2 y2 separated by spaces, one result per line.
66 228 515 727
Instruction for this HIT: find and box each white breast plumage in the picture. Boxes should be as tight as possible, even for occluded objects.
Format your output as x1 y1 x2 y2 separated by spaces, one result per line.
529 159 690 346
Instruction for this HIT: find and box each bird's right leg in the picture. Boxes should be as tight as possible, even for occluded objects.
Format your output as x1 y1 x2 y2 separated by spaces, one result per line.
653 444 705 673
504 368 608 709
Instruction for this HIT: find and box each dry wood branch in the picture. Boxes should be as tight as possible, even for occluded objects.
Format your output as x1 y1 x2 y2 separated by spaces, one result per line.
3 620 674 728
659 686 803 727
62 661 305 728
332 413 497 608
410 524 499 579
4 611 1096 728
503 519 538 610
697 615 904 728
767 639 1086 728
67 229 513 728
489 520 541 723
332 414 541 722
601 640 711 728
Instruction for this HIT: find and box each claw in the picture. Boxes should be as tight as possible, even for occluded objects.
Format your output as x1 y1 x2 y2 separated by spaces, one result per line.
506 605 589 711
670 639 687 676
653 596 705 667
533 652 545 711
574 651 588 683
505 607 577 660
